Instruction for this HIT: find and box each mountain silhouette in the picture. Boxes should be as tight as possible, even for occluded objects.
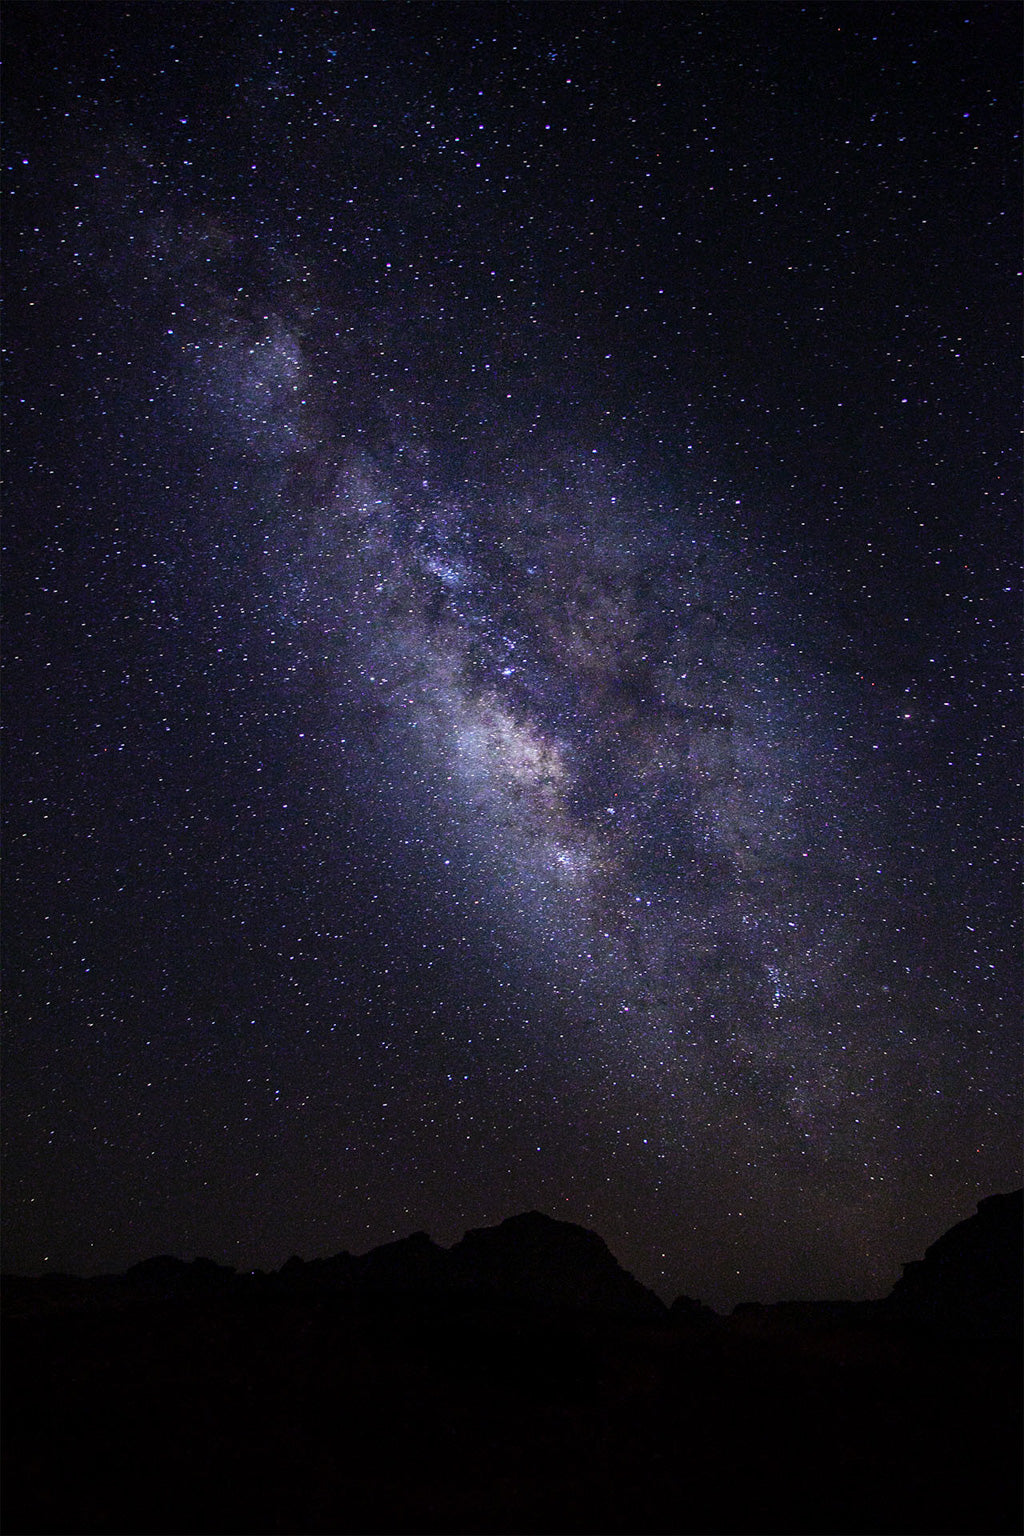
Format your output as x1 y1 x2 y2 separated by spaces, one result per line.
3 1211 666 1321
883 1188 1023 1338
3 1196 1021 1534
447 1210 667 1318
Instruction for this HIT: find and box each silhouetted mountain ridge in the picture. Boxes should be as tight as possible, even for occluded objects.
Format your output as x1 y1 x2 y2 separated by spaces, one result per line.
4 1196 1021 1534
8 1209 666 1321
884 1187 1022 1338
5 1193 1021 1337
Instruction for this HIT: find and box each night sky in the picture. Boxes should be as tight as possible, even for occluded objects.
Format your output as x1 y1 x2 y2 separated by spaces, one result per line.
4 1 1020 1311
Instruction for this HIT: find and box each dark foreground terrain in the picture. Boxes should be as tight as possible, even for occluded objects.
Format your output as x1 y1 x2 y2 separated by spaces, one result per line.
4 1195 1021 1535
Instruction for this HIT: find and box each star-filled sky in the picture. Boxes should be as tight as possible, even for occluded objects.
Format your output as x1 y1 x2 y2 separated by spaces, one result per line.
4 2 1020 1309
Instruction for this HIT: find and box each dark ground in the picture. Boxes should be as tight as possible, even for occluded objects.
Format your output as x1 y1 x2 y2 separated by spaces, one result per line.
4 1202 1021 1536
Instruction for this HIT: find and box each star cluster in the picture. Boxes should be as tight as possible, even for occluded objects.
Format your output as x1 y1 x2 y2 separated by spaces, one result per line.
3 3 1019 1308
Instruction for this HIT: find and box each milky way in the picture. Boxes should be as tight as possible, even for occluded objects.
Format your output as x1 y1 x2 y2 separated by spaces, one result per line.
276 419 878 1047
5 3 1019 1308
175 287 982 1262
